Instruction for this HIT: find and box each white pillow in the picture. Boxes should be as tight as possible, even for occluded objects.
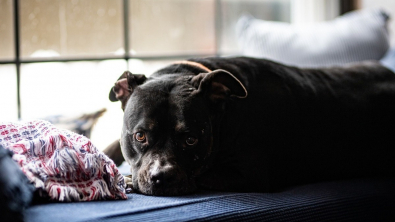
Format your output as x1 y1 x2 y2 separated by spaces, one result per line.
236 9 390 67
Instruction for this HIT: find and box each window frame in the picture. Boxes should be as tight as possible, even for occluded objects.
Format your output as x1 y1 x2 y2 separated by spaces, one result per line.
1 0 222 119
0 0 356 119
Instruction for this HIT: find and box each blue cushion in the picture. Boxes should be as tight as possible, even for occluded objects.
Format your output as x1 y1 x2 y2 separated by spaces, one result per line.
25 178 395 221
381 48 395 73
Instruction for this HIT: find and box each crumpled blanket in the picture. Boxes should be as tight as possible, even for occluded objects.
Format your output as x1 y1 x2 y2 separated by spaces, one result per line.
0 120 127 201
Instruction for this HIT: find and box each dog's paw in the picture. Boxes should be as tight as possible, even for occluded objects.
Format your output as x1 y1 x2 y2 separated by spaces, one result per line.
123 175 134 194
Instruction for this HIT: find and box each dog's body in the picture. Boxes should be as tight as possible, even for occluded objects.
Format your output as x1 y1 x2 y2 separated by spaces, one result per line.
107 57 395 196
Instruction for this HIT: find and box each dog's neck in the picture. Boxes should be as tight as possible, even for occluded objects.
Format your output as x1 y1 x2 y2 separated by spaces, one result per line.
173 61 212 73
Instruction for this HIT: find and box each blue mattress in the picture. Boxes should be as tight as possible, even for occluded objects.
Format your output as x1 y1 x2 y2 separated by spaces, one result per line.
25 178 395 222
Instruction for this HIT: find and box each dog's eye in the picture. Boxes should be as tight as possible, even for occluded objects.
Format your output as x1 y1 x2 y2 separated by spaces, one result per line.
134 132 146 142
186 136 198 146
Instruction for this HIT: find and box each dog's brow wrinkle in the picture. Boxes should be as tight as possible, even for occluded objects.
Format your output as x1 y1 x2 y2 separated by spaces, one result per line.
136 119 156 131
175 122 187 132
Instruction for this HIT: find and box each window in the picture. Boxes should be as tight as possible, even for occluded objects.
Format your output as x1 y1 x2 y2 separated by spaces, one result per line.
129 0 216 56
0 0 345 149
20 0 124 59
0 65 17 121
0 0 14 60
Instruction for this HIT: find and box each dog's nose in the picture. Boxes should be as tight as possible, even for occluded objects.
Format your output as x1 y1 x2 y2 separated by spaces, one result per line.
149 161 176 187
150 171 166 186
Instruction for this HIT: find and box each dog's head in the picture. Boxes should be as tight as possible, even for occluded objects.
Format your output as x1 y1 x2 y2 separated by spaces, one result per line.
109 69 247 195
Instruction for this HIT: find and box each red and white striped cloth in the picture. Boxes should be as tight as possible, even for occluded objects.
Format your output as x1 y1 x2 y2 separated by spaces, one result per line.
0 120 127 201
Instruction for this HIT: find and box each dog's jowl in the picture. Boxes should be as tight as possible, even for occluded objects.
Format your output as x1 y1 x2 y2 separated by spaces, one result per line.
108 57 395 196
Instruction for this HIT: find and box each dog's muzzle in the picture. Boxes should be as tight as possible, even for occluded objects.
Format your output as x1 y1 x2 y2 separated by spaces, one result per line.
135 159 194 196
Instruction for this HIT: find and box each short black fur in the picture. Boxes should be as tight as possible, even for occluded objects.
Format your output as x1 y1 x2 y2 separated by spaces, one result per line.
107 57 395 195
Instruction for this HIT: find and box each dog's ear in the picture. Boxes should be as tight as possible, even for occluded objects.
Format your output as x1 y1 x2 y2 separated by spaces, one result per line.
109 71 147 110
192 69 248 102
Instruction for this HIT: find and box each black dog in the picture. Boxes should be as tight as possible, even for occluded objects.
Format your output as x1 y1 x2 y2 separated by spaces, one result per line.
107 57 395 196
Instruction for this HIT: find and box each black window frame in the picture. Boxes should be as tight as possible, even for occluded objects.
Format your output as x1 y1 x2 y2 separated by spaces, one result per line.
0 0 223 119
1 0 355 119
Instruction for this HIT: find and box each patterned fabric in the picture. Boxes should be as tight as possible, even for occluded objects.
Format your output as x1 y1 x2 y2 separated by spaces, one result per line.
25 179 395 222
0 120 127 202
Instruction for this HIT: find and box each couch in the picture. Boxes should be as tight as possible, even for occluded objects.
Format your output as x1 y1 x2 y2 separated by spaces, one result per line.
3 8 395 222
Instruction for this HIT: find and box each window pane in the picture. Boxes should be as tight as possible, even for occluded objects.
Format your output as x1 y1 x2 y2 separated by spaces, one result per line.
20 60 127 150
0 0 14 60
0 65 18 121
129 0 216 56
220 0 291 55
20 0 123 59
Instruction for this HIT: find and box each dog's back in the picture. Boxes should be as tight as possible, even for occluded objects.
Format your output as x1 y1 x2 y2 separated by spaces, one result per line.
109 56 395 193
174 57 395 191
